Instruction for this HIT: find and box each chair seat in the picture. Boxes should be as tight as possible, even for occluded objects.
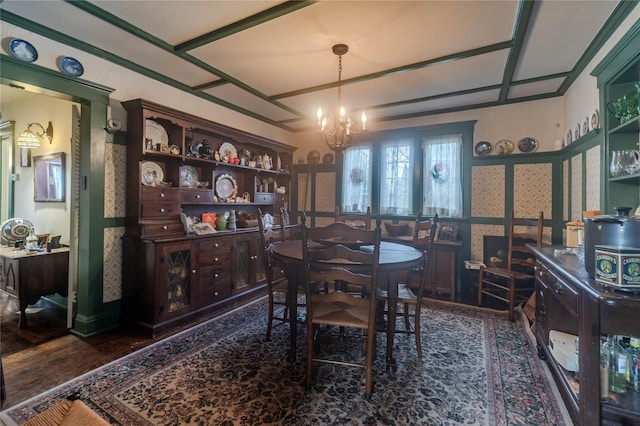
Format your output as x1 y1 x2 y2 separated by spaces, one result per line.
376 283 417 302
482 266 535 281
311 292 370 329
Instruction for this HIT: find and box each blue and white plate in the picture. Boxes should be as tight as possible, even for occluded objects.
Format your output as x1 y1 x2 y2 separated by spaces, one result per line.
9 38 38 62
59 56 84 77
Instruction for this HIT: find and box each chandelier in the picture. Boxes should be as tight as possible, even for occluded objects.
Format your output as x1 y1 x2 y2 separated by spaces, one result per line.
316 44 366 151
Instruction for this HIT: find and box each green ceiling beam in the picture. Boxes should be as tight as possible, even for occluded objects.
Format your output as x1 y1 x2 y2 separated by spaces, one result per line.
174 1 316 52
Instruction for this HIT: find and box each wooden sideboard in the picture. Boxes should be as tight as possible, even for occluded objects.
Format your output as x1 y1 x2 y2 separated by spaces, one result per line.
530 245 640 426
0 247 69 328
383 237 461 300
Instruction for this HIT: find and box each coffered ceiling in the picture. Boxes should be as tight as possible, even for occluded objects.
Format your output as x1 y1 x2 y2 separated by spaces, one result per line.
1 1 636 133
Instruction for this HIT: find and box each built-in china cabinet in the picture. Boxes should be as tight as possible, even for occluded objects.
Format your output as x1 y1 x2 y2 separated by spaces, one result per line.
121 99 295 336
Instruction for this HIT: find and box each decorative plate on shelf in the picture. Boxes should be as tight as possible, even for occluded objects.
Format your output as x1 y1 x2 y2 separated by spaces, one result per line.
169 144 180 155
179 165 198 188
307 150 321 164
591 109 600 130
145 119 169 146
582 117 589 136
59 56 84 77
565 130 572 146
322 153 334 164
495 139 514 155
141 161 164 186
574 124 580 141
517 137 538 153
215 173 237 199
9 38 38 62
219 142 237 159
474 141 492 156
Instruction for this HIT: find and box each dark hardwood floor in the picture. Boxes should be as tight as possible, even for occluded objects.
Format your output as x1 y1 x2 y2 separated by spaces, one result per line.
0 291 217 410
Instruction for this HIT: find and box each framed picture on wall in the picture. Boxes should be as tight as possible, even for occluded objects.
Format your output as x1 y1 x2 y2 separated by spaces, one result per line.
20 147 31 167
435 222 459 241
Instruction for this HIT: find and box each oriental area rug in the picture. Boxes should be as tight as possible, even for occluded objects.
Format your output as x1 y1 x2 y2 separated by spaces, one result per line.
1 298 571 425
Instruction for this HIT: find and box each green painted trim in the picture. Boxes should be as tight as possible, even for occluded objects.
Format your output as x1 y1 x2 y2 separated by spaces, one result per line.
69 302 120 337
104 217 126 227
111 130 128 146
1 57 121 335
0 55 112 102
591 8 640 85
0 121 16 219
499 0 535 102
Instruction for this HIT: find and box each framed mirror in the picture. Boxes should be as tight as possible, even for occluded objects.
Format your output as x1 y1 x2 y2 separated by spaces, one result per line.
33 152 66 202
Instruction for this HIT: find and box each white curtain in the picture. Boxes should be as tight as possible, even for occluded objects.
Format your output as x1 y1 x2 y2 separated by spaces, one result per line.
422 134 463 217
379 140 413 215
341 145 371 213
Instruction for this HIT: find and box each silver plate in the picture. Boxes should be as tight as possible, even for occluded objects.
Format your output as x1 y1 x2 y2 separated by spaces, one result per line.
215 173 237 199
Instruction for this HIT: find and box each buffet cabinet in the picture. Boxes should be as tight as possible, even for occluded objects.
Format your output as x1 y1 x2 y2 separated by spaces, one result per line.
531 246 640 426
121 99 295 336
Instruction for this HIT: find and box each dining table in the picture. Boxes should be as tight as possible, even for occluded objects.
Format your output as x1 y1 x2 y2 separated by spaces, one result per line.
269 239 422 370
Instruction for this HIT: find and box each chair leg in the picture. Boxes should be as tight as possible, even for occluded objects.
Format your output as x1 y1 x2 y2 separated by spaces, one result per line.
266 293 274 341
305 317 315 391
477 269 484 307
508 276 516 322
414 306 422 359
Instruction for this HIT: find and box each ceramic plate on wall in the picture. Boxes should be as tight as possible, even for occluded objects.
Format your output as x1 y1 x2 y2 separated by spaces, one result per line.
495 139 514 155
591 109 600 130
141 161 163 186
517 137 538 153
59 56 84 77
9 38 38 62
565 130 572 145
474 141 492 156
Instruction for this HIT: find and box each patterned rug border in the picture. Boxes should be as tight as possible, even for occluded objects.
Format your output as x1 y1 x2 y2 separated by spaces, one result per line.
1 297 573 425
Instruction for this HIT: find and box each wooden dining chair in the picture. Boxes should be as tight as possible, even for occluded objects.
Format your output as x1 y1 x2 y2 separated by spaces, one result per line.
258 209 303 341
377 213 437 359
335 206 372 230
301 213 381 398
477 211 543 321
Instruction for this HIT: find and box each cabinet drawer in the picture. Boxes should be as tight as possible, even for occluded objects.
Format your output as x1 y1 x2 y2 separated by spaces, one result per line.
197 266 231 306
141 187 180 203
141 222 184 237
255 192 275 203
538 265 579 316
198 237 232 260
181 189 214 204
141 203 181 218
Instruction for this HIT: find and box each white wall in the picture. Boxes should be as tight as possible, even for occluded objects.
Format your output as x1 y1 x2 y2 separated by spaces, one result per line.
0 89 75 243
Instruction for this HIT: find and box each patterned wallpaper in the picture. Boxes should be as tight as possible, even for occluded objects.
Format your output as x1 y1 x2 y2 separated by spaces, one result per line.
563 159 569 221
103 227 124 303
103 142 127 302
315 172 336 212
585 146 601 212
104 143 127 218
470 224 503 261
571 154 583 221
514 163 552 218
471 165 505 217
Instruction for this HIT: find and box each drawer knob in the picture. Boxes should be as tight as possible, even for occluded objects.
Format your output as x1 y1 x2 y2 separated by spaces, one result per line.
214 273 219 278
196 194 201 199
214 257 219 262
192 269 196 274
160 193 165 198
160 208 165 213
162 225 168 230
214 243 219 248
214 291 219 296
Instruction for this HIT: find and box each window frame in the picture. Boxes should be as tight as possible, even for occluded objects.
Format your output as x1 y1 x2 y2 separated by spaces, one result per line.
338 120 475 219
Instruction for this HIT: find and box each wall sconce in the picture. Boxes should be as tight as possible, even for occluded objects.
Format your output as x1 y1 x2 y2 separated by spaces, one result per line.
17 121 54 149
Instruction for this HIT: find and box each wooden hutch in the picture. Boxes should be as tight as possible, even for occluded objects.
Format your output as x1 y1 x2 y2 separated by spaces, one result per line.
121 99 295 337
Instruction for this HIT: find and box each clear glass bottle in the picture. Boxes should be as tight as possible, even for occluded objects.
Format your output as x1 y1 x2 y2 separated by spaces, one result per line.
601 336 612 398
610 150 624 177
630 337 640 392
25 226 38 251
610 336 630 394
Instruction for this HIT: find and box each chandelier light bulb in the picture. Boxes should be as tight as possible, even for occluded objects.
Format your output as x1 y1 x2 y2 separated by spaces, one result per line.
317 43 366 150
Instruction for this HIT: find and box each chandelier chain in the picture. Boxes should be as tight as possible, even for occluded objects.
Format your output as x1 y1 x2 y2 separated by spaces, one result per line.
337 54 343 106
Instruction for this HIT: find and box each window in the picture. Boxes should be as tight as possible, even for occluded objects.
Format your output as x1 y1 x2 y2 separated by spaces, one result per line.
379 140 413 215
422 134 462 217
341 144 372 213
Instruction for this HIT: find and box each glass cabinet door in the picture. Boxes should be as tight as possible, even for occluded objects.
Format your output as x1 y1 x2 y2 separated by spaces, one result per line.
157 241 193 320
